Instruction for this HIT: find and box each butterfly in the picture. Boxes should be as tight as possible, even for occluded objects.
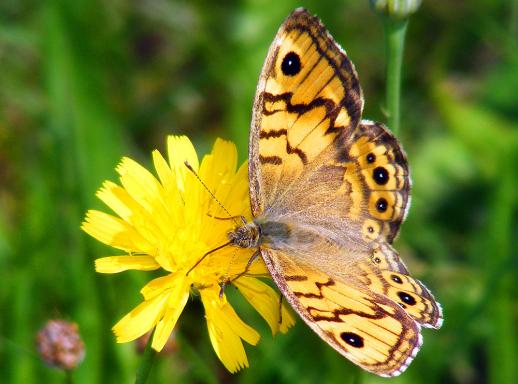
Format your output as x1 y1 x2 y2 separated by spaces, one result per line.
228 8 442 377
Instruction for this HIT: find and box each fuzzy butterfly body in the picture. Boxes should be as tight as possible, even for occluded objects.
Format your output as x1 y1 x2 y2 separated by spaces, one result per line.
229 8 442 377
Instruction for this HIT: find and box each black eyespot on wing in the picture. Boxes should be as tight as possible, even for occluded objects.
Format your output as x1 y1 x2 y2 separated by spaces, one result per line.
340 332 364 348
376 198 388 213
391 274 403 284
373 166 389 185
366 153 376 163
398 291 417 306
281 52 301 76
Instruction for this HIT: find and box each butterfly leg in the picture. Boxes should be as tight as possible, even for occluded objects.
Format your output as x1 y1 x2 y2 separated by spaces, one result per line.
218 249 261 298
278 294 283 325
235 249 261 280
207 214 247 224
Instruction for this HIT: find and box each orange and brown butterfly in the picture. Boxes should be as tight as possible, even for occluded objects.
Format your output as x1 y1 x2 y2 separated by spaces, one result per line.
228 8 443 377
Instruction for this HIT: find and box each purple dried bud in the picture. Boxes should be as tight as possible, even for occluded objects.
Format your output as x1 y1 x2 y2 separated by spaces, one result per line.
36 320 85 370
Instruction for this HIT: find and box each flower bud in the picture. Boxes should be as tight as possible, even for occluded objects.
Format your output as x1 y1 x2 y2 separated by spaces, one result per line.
369 0 422 20
36 320 85 370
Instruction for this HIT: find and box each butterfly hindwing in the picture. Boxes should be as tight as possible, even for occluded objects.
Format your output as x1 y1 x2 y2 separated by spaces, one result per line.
345 120 411 243
261 248 422 377
357 256 443 329
377 271 443 329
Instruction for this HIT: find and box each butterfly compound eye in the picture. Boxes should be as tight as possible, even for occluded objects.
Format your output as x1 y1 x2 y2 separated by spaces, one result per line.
281 51 301 76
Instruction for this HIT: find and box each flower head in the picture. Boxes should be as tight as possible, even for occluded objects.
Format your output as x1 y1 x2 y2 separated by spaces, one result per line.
36 320 85 371
82 136 295 372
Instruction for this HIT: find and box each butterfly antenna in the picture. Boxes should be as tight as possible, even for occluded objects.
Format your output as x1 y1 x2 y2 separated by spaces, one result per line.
184 161 239 226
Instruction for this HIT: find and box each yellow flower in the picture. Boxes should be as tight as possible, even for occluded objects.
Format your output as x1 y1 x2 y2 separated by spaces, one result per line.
82 136 295 372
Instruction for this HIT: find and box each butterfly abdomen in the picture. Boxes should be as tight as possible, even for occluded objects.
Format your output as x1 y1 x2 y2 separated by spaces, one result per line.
257 219 320 250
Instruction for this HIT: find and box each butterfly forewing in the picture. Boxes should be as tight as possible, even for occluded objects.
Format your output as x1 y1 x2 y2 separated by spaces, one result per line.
249 8 363 216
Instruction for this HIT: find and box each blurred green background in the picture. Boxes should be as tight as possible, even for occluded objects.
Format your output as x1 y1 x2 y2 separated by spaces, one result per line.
1 0 517 383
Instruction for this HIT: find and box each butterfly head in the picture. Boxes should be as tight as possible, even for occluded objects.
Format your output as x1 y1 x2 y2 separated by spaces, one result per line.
228 222 261 249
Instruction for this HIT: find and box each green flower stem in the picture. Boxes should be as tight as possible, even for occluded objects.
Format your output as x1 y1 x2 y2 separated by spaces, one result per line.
383 18 408 135
65 371 73 384
135 332 157 384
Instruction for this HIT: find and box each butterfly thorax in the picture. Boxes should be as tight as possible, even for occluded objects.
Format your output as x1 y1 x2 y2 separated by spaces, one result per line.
229 217 323 252
228 219 294 249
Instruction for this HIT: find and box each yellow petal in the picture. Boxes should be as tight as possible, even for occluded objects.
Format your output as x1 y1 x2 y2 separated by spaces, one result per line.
152 150 183 223
167 136 199 193
200 139 237 193
152 150 175 192
116 157 163 211
206 316 249 373
96 181 133 221
223 160 252 220
201 288 260 373
81 210 154 253
96 182 171 265
152 274 190 351
196 139 239 224
246 260 270 276
95 256 160 273
279 301 297 334
117 157 173 238
140 273 185 300
233 276 284 335
112 291 170 343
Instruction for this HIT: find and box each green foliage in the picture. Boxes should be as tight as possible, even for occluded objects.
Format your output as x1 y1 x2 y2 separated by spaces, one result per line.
1 0 517 383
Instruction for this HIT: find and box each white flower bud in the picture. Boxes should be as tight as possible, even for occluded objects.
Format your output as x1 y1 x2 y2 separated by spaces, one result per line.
369 0 422 20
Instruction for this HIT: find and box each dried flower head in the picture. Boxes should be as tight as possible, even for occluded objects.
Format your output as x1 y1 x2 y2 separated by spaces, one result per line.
36 320 85 371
